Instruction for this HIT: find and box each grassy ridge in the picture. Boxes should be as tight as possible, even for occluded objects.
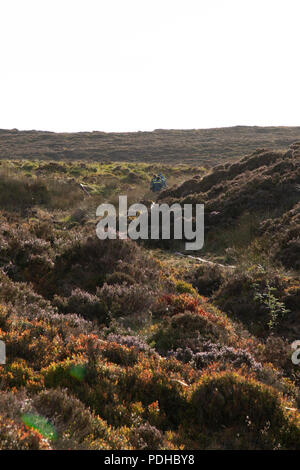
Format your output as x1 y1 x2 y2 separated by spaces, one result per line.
0 160 204 214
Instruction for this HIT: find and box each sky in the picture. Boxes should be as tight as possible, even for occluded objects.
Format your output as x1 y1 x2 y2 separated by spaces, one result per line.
1 0 300 132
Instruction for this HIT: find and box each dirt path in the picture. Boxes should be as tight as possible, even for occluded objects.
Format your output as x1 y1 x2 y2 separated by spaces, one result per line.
174 252 236 270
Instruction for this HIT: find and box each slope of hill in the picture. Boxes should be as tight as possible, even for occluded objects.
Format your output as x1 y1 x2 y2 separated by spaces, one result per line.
1 147 300 449
156 143 300 339
158 143 300 233
2 126 300 166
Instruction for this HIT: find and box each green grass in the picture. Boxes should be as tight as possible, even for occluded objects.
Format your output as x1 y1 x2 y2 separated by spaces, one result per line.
0 160 205 211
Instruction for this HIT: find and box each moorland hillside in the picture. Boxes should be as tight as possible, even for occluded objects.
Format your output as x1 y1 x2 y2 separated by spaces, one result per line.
158 142 300 232
157 143 300 339
1 147 300 449
1 126 300 166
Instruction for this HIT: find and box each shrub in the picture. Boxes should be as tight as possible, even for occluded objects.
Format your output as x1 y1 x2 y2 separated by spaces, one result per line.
130 422 164 450
152 309 231 355
106 271 136 286
168 342 263 373
190 372 300 449
175 280 197 296
253 281 290 329
70 208 88 224
107 334 155 354
97 283 155 318
33 389 104 449
100 342 140 367
0 360 43 390
54 288 109 324
214 271 274 334
0 175 50 209
47 237 161 296
0 415 51 450
42 358 89 391
191 264 225 296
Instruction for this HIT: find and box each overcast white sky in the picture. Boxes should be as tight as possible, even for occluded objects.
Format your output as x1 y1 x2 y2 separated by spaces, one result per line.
0 0 299 132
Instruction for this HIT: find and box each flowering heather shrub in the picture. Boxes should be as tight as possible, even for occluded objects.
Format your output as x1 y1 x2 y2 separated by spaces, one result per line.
29 219 56 242
106 271 136 286
0 304 98 370
99 341 140 367
32 388 116 450
0 235 53 291
0 360 44 390
96 283 155 318
11 237 51 264
0 273 94 337
130 422 164 450
0 415 51 450
1 152 300 450
107 334 155 354
190 372 300 448
40 352 194 430
152 310 232 355
158 149 300 233
0 390 32 420
0 389 132 450
158 294 230 329
0 175 50 210
168 342 263 373
48 237 161 296
191 264 225 296
0 270 55 317
0 220 53 266
260 202 300 271
54 288 109 324
1 293 300 450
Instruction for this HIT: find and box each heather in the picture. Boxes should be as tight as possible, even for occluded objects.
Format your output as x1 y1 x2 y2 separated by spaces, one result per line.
1 147 300 450
1 126 300 166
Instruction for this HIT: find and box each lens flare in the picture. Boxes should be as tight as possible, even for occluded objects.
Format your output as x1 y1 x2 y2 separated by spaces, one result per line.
21 413 57 441
70 364 86 381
